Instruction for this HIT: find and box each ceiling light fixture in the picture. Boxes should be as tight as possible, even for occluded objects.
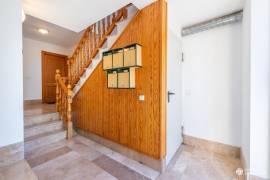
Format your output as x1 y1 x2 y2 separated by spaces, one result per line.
38 28 49 35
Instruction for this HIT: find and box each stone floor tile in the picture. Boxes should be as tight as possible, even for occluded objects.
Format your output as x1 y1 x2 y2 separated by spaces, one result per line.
34 152 107 180
0 160 38 180
66 141 102 161
93 155 150 180
121 157 160 179
27 146 71 168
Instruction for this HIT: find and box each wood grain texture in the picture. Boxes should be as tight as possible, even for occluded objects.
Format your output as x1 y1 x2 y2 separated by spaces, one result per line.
42 51 67 103
73 0 167 159
159 0 167 159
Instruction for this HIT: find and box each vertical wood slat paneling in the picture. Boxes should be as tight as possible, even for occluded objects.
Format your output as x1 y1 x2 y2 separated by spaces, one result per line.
73 1 167 159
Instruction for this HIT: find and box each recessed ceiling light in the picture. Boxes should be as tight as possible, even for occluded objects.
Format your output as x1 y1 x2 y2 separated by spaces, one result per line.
38 28 49 35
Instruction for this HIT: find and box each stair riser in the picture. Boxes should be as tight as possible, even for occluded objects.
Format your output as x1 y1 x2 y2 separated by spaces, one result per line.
24 113 59 127
24 121 63 139
24 131 66 152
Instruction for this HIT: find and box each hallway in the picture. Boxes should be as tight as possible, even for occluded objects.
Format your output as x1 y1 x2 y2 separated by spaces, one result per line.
19 103 242 180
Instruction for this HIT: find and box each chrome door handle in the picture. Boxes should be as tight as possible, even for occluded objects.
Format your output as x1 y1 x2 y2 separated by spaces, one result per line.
168 91 175 103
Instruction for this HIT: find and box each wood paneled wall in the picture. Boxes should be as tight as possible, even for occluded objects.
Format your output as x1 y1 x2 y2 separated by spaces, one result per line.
73 0 167 159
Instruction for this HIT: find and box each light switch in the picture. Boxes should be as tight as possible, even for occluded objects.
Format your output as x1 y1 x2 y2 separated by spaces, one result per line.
139 95 145 101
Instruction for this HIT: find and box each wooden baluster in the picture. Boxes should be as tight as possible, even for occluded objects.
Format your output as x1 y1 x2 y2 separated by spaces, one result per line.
74 53 77 80
62 89 64 121
93 24 97 49
73 58 75 83
59 87 62 119
87 33 90 59
123 8 128 19
98 21 101 43
78 47 81 74
85 35 88 65
112 12 116 22
89 28 93 58
102 19 106 38
67 59 71 85
64 93 67 124
70 60 72 85
72 56 75 82
76 51 78 78
77 52 79 78
107 16 110 31
82 41 85 69
80 45 83 74
71 60 74 85
80 43 83 71
55 69 60 112
85 31 89 62
76 53 79 79
67 84 73 140
62 89 64 120
84 39 87 66
78 50 80 77
82 39 85 67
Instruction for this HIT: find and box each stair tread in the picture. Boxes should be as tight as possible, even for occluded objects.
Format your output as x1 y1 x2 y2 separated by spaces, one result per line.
24 112 59 127
24 112 58 119
25 129 66 142
25 119 62 129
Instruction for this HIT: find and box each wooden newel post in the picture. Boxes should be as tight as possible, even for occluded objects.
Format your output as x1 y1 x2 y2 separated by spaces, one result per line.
55 69 61 112
67 84 73 140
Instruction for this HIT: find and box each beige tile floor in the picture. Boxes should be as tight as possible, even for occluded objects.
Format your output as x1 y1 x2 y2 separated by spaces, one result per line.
22 135 243 180
25 135 159 180
1 103 243 180
0 160 38 180
158 145 243 180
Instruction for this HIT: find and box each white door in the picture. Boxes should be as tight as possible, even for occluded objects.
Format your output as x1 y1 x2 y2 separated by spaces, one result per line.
166 30 183 165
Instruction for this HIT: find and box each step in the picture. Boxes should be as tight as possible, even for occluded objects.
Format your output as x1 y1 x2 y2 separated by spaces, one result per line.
24 112 59 127
24 120 63 139
24 129 66 152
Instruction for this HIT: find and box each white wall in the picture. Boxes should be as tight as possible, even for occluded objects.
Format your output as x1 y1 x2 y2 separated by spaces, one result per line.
0 0 24 147
241 0 251 169
182 23 242 147
23 37 71 100
242 0 270 178
166 29 183 165
249 0 270 178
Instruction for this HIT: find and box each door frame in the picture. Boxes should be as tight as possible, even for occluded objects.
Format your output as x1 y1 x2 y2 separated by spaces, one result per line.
41 51 68 103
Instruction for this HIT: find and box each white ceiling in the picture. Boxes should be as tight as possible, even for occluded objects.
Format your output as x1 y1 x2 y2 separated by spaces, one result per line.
23 15 83 48
23 0 156 32
167 0 245 37
22 0 245 46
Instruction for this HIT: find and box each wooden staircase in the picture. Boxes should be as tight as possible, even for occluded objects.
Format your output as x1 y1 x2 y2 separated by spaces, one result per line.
24 107 66 152
68 5 130 87
55 4 138 140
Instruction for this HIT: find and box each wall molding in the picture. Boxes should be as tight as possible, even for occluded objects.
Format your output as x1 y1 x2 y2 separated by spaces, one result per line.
183 135 240 158
0 142 24 168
